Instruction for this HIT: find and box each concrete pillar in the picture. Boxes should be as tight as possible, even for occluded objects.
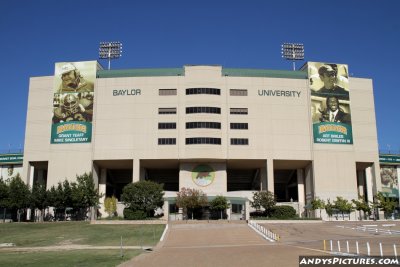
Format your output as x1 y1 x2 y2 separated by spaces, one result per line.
163 200 169 221
245 200 250 221
304 164 313 203
398 167 400 206
267 159 274 193
99 169 107 203
133 159 140 182
227 201 231 220
26 164 35 221
357 170 365 198
365 167 374 203
260 167 267 191
297 169 305 217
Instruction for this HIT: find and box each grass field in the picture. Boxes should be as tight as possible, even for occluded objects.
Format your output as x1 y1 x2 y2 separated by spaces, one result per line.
0 222 165 247
0 222 165 266
0 250 142 267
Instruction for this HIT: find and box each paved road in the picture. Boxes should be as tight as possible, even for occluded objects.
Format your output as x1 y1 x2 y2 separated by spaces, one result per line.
120 221 324 267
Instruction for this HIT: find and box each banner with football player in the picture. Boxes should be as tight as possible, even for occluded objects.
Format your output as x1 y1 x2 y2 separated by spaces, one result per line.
308 62 353 144
380 166 399 198
51 61 97 144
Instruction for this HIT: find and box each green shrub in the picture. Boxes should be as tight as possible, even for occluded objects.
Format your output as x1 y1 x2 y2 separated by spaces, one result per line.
123 208 147 220
270 205 297 219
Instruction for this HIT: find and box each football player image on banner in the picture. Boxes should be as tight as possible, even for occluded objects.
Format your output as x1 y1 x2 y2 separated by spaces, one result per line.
51 61 97 144
308 62 353 144
380 166 399 198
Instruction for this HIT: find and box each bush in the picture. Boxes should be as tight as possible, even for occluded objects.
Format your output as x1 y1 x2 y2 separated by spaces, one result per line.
123 208 147 220
270 205 297 219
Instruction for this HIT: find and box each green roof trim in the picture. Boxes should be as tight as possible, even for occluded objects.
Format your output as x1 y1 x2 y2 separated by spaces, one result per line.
97 68 184 78
96 67 307 79
222 68 307 79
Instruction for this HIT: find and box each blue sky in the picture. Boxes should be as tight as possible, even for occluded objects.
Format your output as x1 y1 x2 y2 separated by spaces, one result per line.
0 0 399 153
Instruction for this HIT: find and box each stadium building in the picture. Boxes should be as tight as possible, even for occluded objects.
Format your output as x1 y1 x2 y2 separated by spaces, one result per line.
20 61 398 220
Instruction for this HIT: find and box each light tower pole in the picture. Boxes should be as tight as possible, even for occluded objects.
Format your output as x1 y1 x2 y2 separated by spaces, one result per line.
281 43 304 71
99 41 123 70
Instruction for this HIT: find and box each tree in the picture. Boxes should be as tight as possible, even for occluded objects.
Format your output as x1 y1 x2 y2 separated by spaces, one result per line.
104 196 117 218
176 188 208 220
375 192 397 219
0 178 10 222
352 197 371 220
324 199 334 220
251 191 276 217
30 182 48 222
311 197 325 219
71 172 101 220
121 180 164 218
209 195 229 219
8 174 30 222
333 196 353 220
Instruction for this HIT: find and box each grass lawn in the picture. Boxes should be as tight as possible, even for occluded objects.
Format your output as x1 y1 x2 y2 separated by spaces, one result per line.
0 222 165 247
0 249 142 267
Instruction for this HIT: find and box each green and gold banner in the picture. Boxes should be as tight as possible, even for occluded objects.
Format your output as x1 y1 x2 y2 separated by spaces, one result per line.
380 166 399 198
51 61 97 144
0 154 23 164
308 62 353 144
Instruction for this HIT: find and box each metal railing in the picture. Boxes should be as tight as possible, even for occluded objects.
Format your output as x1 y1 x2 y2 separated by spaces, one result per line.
248 220 280 242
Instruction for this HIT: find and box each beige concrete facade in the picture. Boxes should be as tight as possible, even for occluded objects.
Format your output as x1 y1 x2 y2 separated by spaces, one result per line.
23 64 381 219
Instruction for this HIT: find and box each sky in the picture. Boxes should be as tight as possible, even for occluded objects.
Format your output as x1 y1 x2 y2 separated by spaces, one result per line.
0 0 399 154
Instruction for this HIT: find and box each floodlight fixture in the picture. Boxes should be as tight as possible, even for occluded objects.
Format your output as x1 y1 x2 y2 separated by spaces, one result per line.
281 43 304 71
99 41 123 70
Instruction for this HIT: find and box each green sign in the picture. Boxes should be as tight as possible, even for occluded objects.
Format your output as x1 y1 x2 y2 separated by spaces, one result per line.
313 122 353 144
51 121 92 144
379 155 400 164
0 154 23 164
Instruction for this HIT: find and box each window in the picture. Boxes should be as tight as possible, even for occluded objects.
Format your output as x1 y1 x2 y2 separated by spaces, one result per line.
186 138 221 145
158 138 176 145
186 88 221 95
186 122 221 129
230 123 248 130
230 108 248 115
159 89 177 96
158 122 176 129
186 107 221 114
230 89 248 96
230 138 249 145
231 204 243 214
159 108 177 114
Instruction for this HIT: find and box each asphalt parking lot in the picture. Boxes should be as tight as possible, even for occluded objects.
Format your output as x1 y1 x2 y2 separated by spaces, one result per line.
120 220 400 267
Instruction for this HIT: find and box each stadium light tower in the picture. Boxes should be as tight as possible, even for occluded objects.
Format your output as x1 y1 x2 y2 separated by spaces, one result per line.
99 41 123 70
281 43 304 71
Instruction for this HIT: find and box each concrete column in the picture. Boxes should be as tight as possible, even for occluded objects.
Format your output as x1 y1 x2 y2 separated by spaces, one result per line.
304 164 313 204
260 166 267 191
133 159 140 182
99 169 107 203
227 201 231 220
365 167 374 203
245 200 250 221
397 166 400 206
357 170 365 198
297 169 305 218
26 164 35 221
163 200 169 221
267 159 274 193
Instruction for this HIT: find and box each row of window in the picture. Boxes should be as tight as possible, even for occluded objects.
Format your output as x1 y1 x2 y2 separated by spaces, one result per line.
158 138 249 145
158 88 248 96
186 107 221 114
158 107 248 115
186 122 221 129
158 122 248 130
186 88 220 95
